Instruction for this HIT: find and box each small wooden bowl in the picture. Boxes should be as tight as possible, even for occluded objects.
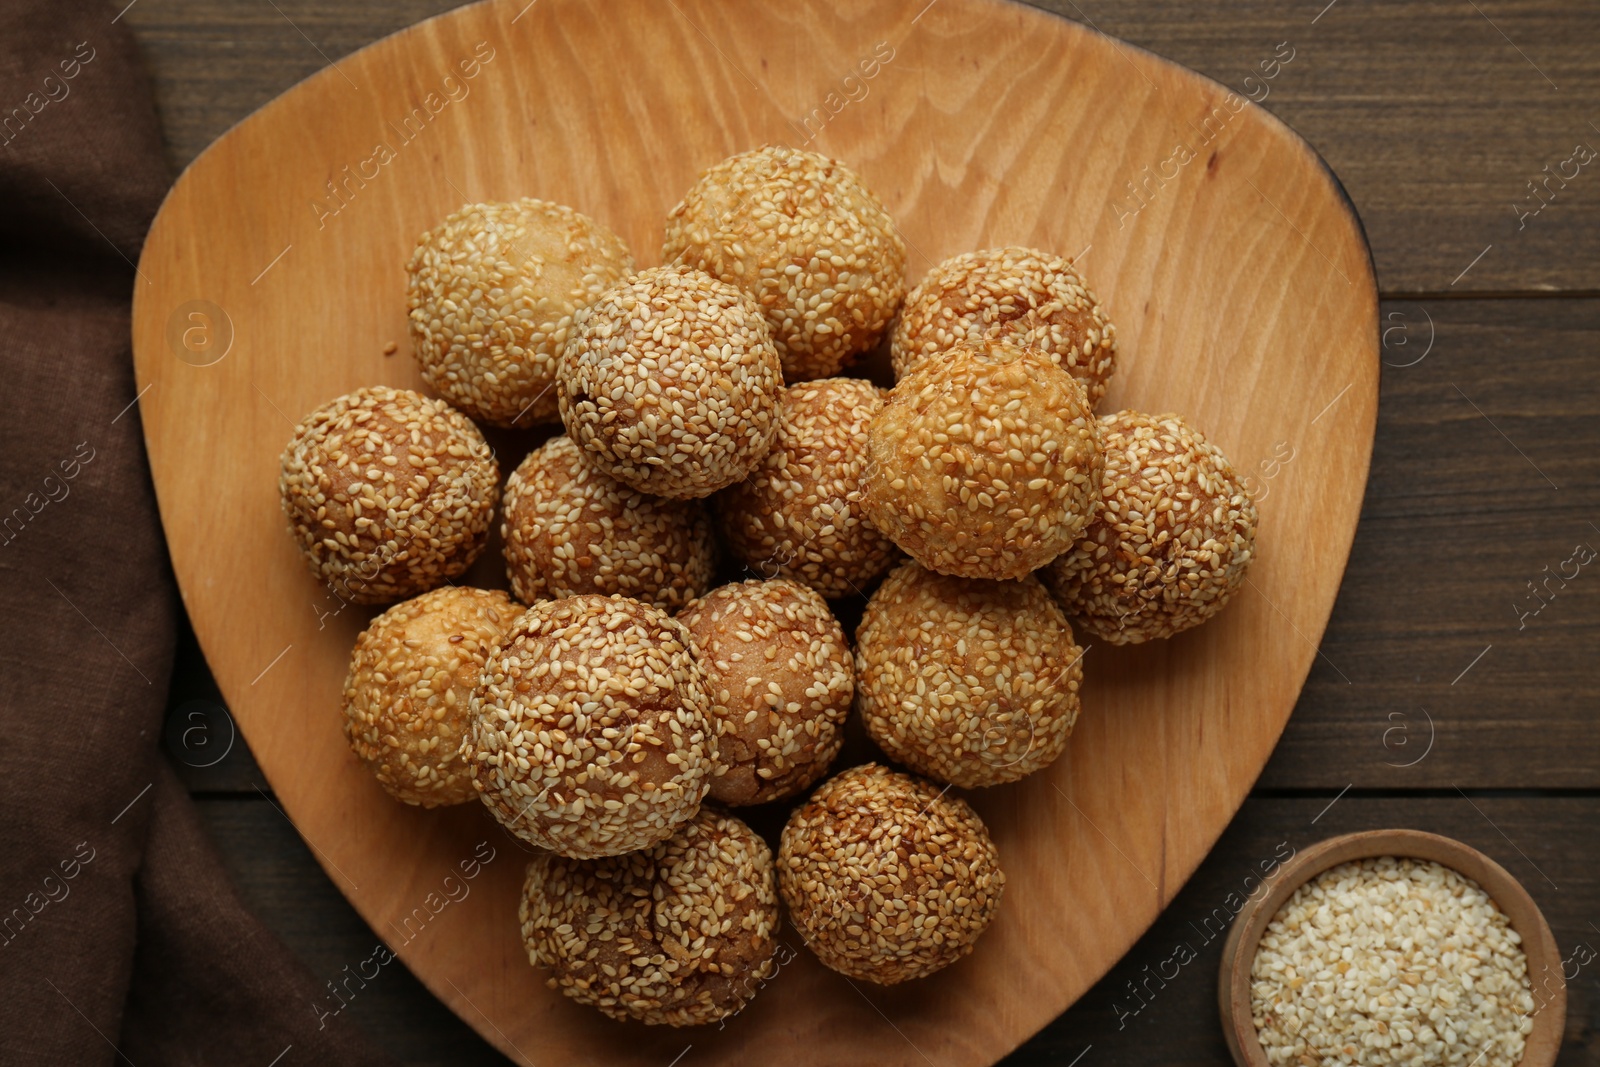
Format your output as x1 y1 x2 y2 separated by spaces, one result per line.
1218 829 1566 1067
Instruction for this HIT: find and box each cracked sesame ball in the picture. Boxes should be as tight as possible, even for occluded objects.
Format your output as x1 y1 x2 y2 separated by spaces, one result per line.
855 562 1083 788
662 146 906 382
557 265 784 499
342 586 516 807
677 580 852 806
891 247 1117 408
278 386 498 604
406 198 634 427
714 378 899 598
862 338 1103 581
520 807 780 1026
1042 410 1258 644
467 594 716 858
502 435 716 612
778 763 1005 984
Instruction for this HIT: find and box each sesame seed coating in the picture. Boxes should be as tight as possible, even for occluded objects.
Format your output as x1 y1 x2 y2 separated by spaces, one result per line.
778 763 1004 984
891 247 1117 408
714 378 899 598
502 435 717 612
677 580 853 806
558 265 784 499
467 594 716 858
855 562 1082 788
278 386 499 604
1042 410 1258 644
406 199 634 427
862 339 1103 581
662 146 907 382
342 586 516 807
520 807 780 1026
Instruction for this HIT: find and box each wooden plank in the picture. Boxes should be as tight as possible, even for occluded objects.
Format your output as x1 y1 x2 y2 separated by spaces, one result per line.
196 793 1600 1064
1015 794 1600 1064
165 615 267 793
1023 0 1600 295
195 798 512 1067
1262 297 1600 789
122 0 462 174
122 0 1600 293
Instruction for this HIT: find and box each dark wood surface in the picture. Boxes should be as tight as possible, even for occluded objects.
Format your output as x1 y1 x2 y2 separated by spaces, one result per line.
127 0 1600 1062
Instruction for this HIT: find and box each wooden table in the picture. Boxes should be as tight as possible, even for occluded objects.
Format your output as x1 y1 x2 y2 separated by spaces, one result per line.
132 1 1600 1062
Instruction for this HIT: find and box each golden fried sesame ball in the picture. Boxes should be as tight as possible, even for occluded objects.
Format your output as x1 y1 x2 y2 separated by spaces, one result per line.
467 595 716 858
862 339 1102 581
891 247 1117 408
855 562 1082 788
406 199 634 427
779 763 1005 984
714 378 898 598
520 807 780 1026
663 146 906 382
558 265 784 499
677 580 852 806
1043 410 1258 644
502 435 716 612
342 587 516 806
278 386 498 604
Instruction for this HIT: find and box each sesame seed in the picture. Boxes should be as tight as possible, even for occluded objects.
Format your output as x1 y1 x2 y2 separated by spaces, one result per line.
855 562 1082 788
278 386 498 603
342 586 515 806
503 434 716 612
558 266 783 499
1042 410 1257 644
663 146 905 382
467 594 715 859
714 377 900 598
892 247 1117 408
678 579 853 806
863 338 1103 581
1251 857 1535 1066
406 199 634 427
778 763 1005 984
522 808 780 1026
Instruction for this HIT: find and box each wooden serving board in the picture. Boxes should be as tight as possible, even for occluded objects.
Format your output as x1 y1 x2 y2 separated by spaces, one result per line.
129 0 1378 1063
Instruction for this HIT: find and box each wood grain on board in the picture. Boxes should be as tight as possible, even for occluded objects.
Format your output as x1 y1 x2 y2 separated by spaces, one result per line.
129 0 1376 1063
123 0 1600 293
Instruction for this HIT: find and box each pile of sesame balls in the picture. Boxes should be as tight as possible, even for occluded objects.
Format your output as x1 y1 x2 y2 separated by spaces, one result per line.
275 145 1260 1028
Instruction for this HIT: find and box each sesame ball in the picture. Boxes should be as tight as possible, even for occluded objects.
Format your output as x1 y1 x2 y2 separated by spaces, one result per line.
1043 410 1258 643
778 763 1005 984
855 562 1082 788
861 339 1102 581
278 386 498 604
467 595 716 858
662 146 906 381
520 807 780 1026
342 587 516 806
891 247 1117 408
557 265 784 499
714 378 899 598
502 435 716 612
406 199 634 427
677 580 853 806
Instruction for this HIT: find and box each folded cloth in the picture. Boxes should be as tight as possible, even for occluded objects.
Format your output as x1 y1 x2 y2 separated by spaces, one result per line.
0 3 394 1063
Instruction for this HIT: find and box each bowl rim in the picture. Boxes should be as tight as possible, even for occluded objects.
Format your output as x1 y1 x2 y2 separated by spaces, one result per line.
1217 827 1567 1067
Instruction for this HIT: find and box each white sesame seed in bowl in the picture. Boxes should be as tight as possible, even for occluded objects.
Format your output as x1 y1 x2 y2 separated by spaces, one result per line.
1219 830 1566 1067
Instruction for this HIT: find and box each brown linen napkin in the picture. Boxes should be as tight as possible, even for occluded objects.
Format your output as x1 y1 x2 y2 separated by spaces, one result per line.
0 3 395 1064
